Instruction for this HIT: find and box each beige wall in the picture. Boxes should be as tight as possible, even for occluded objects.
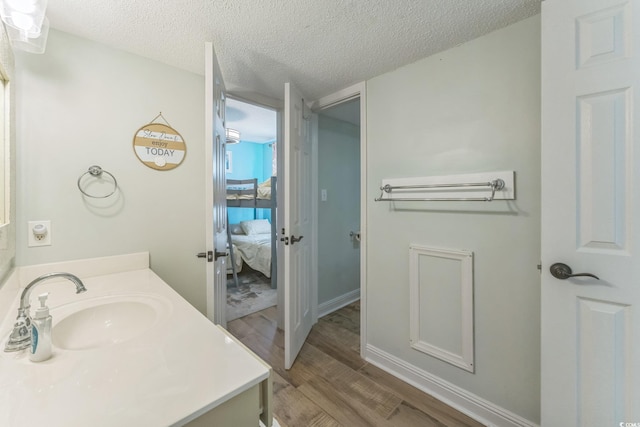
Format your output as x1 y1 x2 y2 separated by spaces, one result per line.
366 16 541 423
14 30 207 313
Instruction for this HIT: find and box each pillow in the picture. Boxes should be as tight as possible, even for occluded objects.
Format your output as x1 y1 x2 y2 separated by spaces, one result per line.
240 219 271 235
229 223 244 235
259 178 271 188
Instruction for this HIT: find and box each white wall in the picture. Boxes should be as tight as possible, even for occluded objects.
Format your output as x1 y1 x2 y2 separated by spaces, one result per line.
366 16 541 423
317 114 360 306
15 30 207 313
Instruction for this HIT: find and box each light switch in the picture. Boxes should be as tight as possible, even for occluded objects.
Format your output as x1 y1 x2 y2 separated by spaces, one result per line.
321 189 327 201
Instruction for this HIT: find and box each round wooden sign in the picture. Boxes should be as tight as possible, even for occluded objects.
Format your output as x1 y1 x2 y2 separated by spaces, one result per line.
133 123 186 170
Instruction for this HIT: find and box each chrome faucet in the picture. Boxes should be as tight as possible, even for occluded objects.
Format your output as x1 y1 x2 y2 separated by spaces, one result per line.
4 272 87 352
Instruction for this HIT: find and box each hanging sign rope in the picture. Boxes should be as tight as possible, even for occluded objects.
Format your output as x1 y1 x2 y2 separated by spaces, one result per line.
133 112 186 171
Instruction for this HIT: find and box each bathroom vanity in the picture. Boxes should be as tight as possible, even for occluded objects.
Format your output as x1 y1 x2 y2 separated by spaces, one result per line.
0 252 272 427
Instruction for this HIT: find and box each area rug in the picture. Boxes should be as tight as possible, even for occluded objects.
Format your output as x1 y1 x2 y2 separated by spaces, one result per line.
227 271 277 322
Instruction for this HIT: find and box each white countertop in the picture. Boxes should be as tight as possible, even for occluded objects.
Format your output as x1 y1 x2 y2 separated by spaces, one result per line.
0 253 270 427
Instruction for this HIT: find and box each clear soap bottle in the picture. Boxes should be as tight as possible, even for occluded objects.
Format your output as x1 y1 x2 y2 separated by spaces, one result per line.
30 292 52 362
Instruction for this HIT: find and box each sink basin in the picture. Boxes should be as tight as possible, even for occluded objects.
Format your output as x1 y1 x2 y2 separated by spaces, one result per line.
52 295 170 351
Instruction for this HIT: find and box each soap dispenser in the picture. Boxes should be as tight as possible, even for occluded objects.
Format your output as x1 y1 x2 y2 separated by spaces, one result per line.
30 292 52 362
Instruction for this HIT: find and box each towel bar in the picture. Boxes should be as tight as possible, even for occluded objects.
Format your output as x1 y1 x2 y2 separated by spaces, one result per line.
374 179 505 202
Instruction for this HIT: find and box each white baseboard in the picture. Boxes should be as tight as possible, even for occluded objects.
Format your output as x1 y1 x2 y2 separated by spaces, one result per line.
364 344 539 427
261 418 281 427
318 288 360 318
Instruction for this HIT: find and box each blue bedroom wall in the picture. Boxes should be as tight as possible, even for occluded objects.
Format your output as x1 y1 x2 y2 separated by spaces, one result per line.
262 143 274 180
226 141 274 225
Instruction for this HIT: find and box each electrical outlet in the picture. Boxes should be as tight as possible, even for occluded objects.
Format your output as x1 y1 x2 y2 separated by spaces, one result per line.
28 220 51 247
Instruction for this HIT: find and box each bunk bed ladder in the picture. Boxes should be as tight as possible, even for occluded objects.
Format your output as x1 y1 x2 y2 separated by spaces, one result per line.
227 216 240 288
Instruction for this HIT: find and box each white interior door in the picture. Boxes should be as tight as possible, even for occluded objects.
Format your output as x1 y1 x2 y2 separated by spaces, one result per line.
541 1 639 425
283 82 314 369
204 42 228 326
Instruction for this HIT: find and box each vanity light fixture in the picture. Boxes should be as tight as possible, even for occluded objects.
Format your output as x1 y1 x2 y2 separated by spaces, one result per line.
4 15 48 53
226 128 241 145
0 0 47 36
0 0 50 54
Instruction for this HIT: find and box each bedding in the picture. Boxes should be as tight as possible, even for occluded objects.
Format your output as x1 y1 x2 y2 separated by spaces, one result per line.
230 233 272 278
257 179 272 199
226 178 272 200
229 223 244 235
225 244 243 274
240 219 271 235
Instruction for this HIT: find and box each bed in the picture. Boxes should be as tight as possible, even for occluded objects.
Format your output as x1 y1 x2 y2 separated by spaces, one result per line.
226 177 274 208
228 221 272 278
226 177 277 288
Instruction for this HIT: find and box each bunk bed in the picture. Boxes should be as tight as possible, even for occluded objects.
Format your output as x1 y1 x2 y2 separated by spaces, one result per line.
226 176 277 288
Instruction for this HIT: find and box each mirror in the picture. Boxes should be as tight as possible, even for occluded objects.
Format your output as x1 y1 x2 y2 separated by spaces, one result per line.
0 27 15 284
0 70 7 225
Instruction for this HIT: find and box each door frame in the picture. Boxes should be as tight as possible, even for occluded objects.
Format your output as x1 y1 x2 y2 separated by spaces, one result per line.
310 82 367 357
224 93 285 327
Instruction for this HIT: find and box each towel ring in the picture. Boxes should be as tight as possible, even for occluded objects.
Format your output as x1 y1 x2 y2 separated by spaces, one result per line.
77 165 118 198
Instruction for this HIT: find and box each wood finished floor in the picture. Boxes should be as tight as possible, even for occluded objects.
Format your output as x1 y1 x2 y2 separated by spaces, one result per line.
227 302 485 427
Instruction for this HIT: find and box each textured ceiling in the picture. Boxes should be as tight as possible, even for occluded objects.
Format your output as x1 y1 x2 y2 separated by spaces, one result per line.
47 0 540 102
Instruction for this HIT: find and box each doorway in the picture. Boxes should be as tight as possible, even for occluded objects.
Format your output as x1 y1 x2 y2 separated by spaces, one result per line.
311 83 367 358
316 98 361 320
222 83 367 369
224 97 279 322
